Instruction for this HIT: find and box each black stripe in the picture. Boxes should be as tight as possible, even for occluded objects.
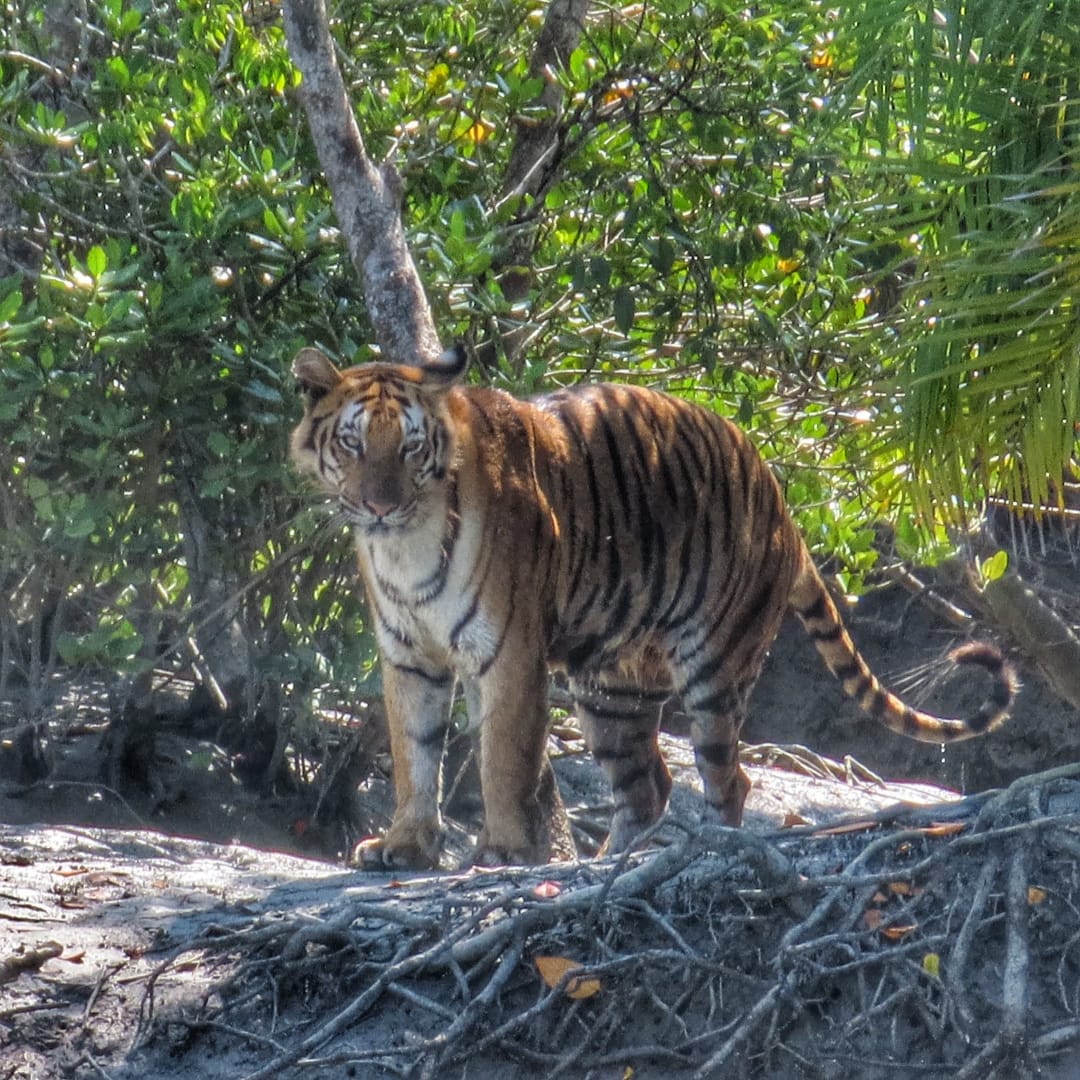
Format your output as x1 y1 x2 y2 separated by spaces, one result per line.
449 592 481 648
594 397 633 522
413 474 460 601
711 573 779 659
611 763 655 791
376 609 413 648
674 420 709 485
684 687 739 716
576 683 670 707
599 582 635 645
656 524 698 628
557 404 605 571
391 662 452 687
832 660 861 684
410 722 450 749
695 741 736 768
796 593 829 622
603 504 622 603
581 699 656 722
639 525 669 628
665 515 713 631
475 590 515 678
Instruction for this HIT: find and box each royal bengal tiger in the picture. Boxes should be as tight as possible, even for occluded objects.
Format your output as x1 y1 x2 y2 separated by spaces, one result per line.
290 344 1017 870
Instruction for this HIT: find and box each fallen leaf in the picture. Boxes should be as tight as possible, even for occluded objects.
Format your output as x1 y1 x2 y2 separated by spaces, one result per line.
863 909 884 931
782 812 811 828
53 866 89 878
61 951 86 964
533 880 562 899
1028 886 1047 905
881 923 918 941
535 955 601 1000
888 881 917 897
85 871 127 886
920 822 966 837
814 820 877 837
922 953 941 978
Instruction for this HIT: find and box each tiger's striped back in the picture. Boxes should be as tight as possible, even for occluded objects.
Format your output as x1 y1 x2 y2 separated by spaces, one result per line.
291 348 1016 869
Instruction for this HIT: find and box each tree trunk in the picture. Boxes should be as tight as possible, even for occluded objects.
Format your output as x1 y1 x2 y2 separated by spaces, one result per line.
281 0 442 364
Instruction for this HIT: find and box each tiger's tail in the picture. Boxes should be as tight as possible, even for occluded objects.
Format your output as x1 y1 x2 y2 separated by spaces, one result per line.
790 556 1017 743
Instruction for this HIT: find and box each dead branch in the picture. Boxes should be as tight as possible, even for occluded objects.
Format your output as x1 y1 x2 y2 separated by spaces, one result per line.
102 763 1080 1078
280 0 442 364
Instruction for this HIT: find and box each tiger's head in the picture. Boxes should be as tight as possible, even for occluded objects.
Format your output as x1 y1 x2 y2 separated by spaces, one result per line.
290 345 466 533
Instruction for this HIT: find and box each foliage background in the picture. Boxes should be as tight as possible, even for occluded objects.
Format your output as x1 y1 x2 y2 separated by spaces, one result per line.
1 0 1077 755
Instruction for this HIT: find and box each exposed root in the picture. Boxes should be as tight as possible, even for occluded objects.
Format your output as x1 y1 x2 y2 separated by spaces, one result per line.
133 764 1080 1078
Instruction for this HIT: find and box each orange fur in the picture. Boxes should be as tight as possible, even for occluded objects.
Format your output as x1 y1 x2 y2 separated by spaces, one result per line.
291 347 1017 869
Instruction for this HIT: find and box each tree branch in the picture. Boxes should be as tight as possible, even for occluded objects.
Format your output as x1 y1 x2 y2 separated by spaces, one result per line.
280 0 441 363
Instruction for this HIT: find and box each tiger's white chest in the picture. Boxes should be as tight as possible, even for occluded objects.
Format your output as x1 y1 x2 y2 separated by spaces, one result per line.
357 515 497 676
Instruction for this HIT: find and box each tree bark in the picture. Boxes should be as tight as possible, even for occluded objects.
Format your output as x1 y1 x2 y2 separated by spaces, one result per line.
280 0 442 364
500 0 589 208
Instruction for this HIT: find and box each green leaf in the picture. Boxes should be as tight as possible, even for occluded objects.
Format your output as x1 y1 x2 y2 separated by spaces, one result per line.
106 56 130 89
980 549 1009 583
207 431 233 456
87 245 108 279
613 286 635 335
0 288 22 322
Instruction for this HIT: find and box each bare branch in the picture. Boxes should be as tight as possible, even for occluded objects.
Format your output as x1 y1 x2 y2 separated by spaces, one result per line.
280 0 441 363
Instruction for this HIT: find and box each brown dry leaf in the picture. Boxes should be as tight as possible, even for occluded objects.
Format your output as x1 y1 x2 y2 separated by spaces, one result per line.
920 822 967 837
888 881 916 897
782 812 811 828
814 820 877 837
881 923 918 941
533 880 562 899
57 897 88 910
53 866 89 878
60 950 86 964
535 955 601 1000
85 871 127 887
863 909 884 931
1028 886 1048 905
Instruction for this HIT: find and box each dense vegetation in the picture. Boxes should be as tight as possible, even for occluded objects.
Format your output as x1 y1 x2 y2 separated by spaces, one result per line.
1 0 1077 740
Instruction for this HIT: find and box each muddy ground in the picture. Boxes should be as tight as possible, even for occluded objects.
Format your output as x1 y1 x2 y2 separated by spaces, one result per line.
2 575 1079 1078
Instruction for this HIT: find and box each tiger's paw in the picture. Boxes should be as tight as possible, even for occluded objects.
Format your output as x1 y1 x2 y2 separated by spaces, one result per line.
352 822 443 872
470 843 547 869
471 826 550 868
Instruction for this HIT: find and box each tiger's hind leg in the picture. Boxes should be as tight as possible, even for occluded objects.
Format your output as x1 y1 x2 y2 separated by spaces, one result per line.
680 682 753 828
570 676 672 854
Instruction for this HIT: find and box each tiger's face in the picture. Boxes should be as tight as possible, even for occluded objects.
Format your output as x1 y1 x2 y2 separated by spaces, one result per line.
290 347 459 534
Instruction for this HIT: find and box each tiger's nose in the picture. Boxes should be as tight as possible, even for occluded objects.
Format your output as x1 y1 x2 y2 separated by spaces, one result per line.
363 498 398 519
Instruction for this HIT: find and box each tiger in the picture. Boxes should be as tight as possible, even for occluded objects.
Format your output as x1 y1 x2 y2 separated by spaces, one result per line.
289 344 1017 870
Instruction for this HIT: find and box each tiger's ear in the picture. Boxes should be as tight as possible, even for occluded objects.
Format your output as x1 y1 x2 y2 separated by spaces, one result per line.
420 343 469 388
292 348 341 404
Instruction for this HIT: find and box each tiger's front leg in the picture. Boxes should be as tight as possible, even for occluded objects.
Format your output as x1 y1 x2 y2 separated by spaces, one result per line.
356 662 454 871
467 658 555 866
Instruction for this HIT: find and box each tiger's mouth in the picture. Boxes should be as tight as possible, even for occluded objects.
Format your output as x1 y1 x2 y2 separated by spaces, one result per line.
341 498 417 533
